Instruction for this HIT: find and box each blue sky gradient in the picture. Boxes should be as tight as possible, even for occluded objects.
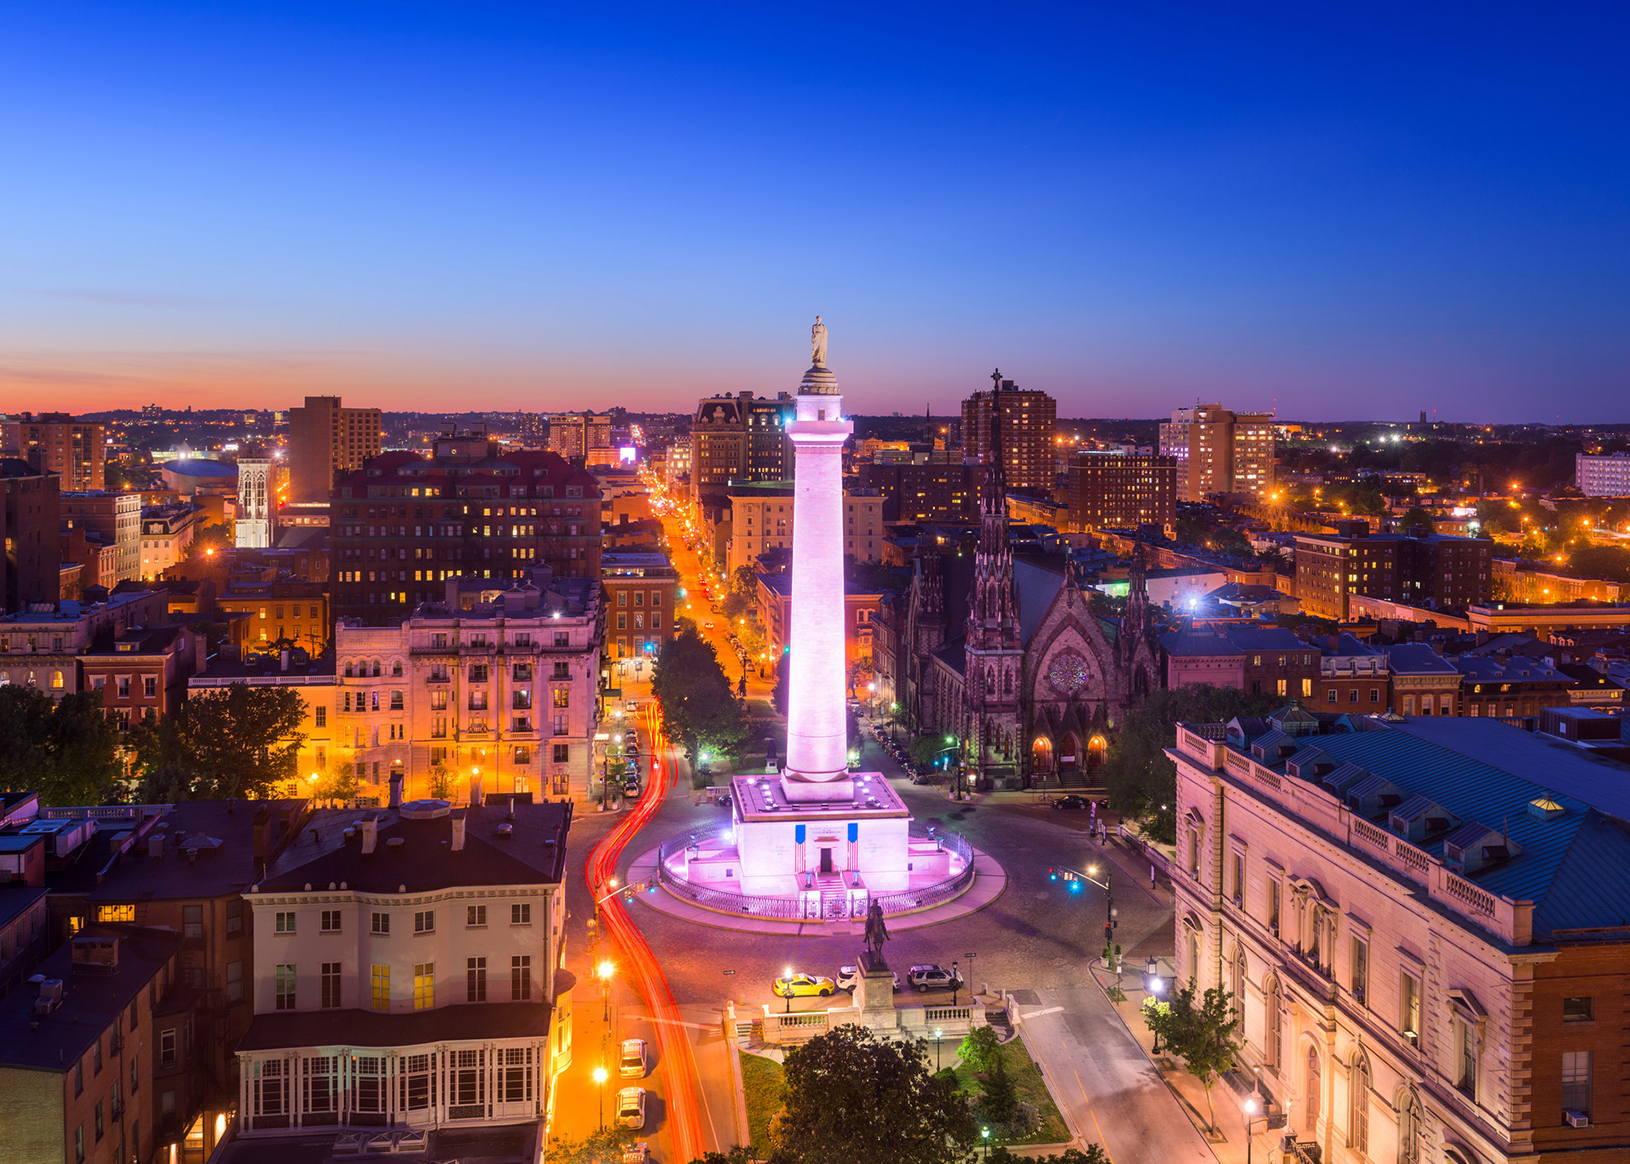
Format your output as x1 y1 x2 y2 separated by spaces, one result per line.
1 1 1626 419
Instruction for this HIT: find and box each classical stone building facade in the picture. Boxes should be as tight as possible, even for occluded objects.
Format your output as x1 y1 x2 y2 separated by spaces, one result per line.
1172 707 1630 1164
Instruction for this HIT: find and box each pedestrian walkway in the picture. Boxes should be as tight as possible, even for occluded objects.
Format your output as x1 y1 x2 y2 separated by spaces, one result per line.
1084 955 1279 1164
626 843 1007 936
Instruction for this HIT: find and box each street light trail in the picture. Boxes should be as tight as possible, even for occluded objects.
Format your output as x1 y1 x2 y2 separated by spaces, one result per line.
582 699 706 1163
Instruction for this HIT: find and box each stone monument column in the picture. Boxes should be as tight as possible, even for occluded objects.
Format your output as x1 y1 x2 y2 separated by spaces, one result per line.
782 317 853 795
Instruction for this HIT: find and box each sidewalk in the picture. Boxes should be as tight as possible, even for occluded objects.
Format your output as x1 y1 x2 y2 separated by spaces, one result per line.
1087 956 1277 1164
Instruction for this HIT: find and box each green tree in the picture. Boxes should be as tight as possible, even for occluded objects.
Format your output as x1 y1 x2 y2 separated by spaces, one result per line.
986 1148 1107 1164
1100 686 1280 840
956 1026 999 1075
1399 506 1434 534
768 1025 977 1164
974 1055 1018 1127
652 630 747 765
191 522 234 555
732 565 758 601
544 1125 636 1163
687 1151 756 1164
772 653 790 716
1160 980 1242 1133
0 686 124 806
129 683 306 800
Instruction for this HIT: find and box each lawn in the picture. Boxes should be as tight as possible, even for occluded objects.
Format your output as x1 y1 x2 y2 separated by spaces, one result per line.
738 1049 784 1158
953 1036 1070 1145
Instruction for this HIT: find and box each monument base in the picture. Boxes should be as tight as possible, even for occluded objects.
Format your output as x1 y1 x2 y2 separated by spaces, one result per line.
779 773 855 803
852 951 899 1030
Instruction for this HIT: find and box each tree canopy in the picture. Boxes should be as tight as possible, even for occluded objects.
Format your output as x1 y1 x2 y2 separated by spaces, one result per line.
129 683 307 800
768 1026 977 1164
0 686 124 806
652 629 748 764
1143 980 1241 1131
1102 685 1280 841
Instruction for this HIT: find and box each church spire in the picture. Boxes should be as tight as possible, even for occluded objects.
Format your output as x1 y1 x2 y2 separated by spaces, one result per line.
969 370 1017 638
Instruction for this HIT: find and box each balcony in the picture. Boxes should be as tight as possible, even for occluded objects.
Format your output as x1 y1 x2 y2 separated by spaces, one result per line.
512 718 533 734
425 673 449 685
512 694 532 710
468 696 488 712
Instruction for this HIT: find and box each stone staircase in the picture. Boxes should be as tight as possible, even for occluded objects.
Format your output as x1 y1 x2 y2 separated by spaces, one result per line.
816 873 851 920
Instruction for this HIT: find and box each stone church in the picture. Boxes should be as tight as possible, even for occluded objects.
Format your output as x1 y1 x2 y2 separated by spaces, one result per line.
887 418 1163 787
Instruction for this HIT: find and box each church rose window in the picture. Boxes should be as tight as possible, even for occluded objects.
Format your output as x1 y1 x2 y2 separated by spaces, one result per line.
1047 652 1091 696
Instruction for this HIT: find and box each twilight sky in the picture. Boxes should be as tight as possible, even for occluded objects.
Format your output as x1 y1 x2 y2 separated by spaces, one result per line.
1 2 1627 421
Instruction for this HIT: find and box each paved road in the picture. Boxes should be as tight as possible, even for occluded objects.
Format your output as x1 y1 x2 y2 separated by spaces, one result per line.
601 724 1205 1162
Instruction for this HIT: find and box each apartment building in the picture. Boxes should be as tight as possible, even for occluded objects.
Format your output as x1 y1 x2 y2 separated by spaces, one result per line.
1296 525 1492 621
214 580 329 656
1066 452 1178 532
0 589 172 701
690 392 796 492
0 928 185 1164
2 459 61 613
546 411 613 467
1317 634 1390 712
139 504 203 581
1172 708 1630 1164
287 396 382 503
80 625 206 730
961 377 1056 495
858 462 983 524
329 431 602 627
726 485 795 577
843 491 884 563
60 491 142 585
1573 453 1630 498
2 412 105 492
231 798 572 1150
333 569 602 801
601 551 678 661
1158 404 1275 502
189 652 338 781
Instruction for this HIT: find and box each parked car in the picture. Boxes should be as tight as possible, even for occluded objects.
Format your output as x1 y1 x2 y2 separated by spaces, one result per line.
623 778 641 799
716 794 733 809
907 964 962 993
836 965 898 992
619 1038 648 1078
773 972 836 998
704 621 716 631
616 1087 648 1129
1053 795 1089 810
622 1144 650 1164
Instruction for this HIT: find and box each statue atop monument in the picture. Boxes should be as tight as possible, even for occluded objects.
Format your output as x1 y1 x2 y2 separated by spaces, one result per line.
811 315 828 367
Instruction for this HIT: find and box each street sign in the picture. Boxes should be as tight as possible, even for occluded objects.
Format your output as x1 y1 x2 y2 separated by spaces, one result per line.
722 969 736 976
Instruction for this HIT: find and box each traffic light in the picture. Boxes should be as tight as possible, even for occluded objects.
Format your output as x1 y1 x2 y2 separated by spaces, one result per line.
1048 867 1058 881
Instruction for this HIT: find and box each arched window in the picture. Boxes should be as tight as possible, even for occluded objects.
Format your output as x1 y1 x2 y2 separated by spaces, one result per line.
1349 1052 1370 1155
1185 930 1199 985
1305 1045 1321 1133
50 670 64 689
392 660 403 677
1264 977 1282 1069
344 661 354 678
372 660 382 677
1004 667 1015 695
1397 1089 1421 1164
0 671 9 686
1230 945 1247 1019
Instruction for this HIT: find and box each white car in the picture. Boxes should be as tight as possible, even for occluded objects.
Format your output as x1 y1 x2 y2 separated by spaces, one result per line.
622 1145 650 1164
836 965 898 992
619 1038 648 1078
617 1086 647 1129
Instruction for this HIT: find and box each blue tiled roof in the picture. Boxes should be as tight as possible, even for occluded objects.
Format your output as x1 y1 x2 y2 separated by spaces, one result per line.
1382 643 1459 675
1270 718 1630 934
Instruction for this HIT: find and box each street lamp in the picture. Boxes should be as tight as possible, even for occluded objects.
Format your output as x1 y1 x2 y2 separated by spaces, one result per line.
951 960 960 1007
597 959 615 1022
934 1025 944 1071
593 1065 609 1130
1242 1091 1266 1164
981 1126 991 1160
782 966 794 1015
1086 863 1117 961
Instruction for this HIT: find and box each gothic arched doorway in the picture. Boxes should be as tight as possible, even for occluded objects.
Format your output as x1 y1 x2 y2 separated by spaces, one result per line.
1031 736 1054 774
1059 733 1081 773
1088 735 1108 767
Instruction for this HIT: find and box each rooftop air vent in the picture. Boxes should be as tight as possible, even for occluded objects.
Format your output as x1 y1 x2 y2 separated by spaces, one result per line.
1527 795 1565 821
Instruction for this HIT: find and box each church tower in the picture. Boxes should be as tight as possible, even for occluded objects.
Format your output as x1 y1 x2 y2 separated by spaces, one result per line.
962 369 1025 785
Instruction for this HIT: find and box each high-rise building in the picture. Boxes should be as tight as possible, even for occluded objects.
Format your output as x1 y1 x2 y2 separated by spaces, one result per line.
690 392 796 493
329 427 602 626
287 395 381 502
1159 404 1276 501
59 490 142 584
547 411 614 466
1 459 60 613
961 374 1056 496
858 462 983 524
1 412 105 491
1295 522 1492 620
1066 452 1178 532
1575 453 1630 497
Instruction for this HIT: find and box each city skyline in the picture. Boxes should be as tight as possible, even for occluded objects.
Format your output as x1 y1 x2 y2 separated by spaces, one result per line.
2 3 1627 421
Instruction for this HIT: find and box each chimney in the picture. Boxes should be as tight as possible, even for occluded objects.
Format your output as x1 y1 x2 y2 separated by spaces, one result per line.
360 816 378 855
280 648 290 672
451 812 466 852
469 772 483 807
252 807 272 862
388 770 404 809
193 629 208 676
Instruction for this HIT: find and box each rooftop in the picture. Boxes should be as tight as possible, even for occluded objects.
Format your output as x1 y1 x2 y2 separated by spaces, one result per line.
85 800 307 904
253 799 572 895
0 926 182 1072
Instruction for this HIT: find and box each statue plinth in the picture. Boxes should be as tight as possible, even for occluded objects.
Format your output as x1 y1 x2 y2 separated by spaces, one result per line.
853 950 899 1029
